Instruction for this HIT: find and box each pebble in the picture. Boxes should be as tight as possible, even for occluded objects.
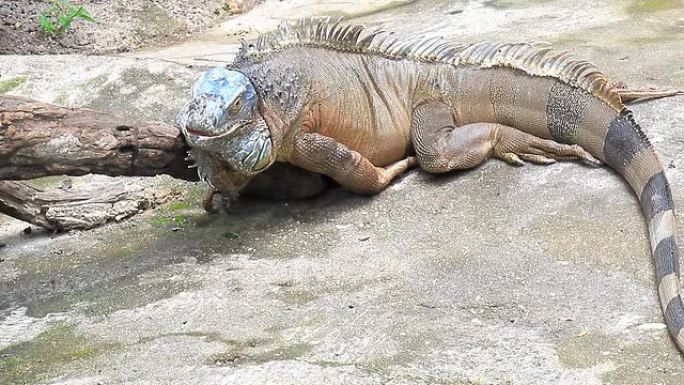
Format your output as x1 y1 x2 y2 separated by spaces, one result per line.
637 322 667 331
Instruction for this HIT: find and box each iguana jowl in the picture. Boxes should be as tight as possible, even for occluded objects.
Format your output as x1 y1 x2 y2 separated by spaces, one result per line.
177 19 683 352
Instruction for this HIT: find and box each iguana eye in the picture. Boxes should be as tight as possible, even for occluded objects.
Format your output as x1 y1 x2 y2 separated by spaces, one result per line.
229 98 242 113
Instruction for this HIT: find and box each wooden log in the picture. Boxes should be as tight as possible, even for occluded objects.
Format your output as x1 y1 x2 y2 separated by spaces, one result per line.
0 95 195 231
0 180 179 231
0 95 196 181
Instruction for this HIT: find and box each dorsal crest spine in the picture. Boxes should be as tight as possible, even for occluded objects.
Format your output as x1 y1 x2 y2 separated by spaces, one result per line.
236 17 623 111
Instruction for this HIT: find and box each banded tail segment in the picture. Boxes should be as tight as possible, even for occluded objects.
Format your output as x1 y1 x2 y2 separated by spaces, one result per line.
551 99 683 350
600 109 683 350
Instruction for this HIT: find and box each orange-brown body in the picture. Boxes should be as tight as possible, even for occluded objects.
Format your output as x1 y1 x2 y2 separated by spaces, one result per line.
224 19 684 354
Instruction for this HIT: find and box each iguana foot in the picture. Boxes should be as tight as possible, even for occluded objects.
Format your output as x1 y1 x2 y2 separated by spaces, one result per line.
493 128 601 167
203 189 240 213
203 189 219 214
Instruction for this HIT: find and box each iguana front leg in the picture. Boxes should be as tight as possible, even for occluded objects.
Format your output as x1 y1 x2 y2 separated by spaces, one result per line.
289 133 417 195
190 149 254 213
411 102 600 173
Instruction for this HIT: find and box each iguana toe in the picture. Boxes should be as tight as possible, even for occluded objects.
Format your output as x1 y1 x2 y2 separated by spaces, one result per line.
499 152 525 166
518 153 557 165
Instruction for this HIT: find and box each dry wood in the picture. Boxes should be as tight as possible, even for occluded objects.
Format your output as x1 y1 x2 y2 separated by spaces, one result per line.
0 95 195 231
0 95 196 181
0 180 179 231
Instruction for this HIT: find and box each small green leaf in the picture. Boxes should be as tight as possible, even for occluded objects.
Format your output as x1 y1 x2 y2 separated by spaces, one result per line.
75 6 95 22
57 14 73 30
223 231 240 239
37 0 94 35
38 15 56 35
38 15 51 29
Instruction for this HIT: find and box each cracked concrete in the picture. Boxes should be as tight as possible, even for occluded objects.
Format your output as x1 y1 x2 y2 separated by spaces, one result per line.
1 0 684 384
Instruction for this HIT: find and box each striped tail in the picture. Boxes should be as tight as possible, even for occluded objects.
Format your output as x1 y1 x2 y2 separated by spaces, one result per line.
591 108 683 350
435 40 682 350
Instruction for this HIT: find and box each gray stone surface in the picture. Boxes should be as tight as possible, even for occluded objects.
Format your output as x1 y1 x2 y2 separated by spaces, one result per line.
1 1 684 384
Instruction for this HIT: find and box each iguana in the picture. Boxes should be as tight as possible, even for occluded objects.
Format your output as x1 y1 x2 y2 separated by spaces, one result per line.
176 19 684 352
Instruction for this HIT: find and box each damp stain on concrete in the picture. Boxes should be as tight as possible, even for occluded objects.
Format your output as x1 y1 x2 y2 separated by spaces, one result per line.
207 343 312 367
0 322 118 385
271 278 374 306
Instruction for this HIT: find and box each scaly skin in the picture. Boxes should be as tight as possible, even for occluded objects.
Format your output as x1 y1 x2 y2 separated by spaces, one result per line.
177 19 684 353
235 44 601 194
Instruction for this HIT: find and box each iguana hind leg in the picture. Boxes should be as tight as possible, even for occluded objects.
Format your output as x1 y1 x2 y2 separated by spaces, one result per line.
290 132 417 195
411 102 600 173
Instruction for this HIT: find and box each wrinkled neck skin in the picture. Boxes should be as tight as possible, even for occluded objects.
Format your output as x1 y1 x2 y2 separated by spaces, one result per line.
235 61 310 161
190 146 254 199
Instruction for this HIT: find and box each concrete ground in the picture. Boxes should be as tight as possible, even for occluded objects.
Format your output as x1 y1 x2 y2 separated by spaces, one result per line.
1 1 684 384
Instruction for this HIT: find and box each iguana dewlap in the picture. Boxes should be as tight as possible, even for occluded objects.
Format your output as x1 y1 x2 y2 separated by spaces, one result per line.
177 19 683 353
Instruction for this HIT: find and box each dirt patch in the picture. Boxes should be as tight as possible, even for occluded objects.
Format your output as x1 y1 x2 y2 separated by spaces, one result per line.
0 0 256 55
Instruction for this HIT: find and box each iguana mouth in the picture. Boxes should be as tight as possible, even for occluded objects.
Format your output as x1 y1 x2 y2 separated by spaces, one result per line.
185 128 218 138
185 121 250 140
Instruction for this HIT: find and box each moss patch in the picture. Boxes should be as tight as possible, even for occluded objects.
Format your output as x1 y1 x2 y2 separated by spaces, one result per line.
271 278 373 306
626 0 684 14
8 221 196 318
148 213 193 228
0 75 27 94
147 198 199 228
167 201 190 211
13 229 150 277
24 176 68 189
148 203 197 229
0 323 117 385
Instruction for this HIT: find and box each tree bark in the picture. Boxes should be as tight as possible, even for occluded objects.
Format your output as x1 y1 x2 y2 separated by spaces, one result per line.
0 95 195 231
0 95 196 181
0 180 179 231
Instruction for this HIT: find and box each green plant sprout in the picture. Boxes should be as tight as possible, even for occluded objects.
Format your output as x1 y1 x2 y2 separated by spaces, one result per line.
38 0 94 36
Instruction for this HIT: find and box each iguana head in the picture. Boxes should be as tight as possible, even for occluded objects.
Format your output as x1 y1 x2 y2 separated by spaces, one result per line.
177 67 275 176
